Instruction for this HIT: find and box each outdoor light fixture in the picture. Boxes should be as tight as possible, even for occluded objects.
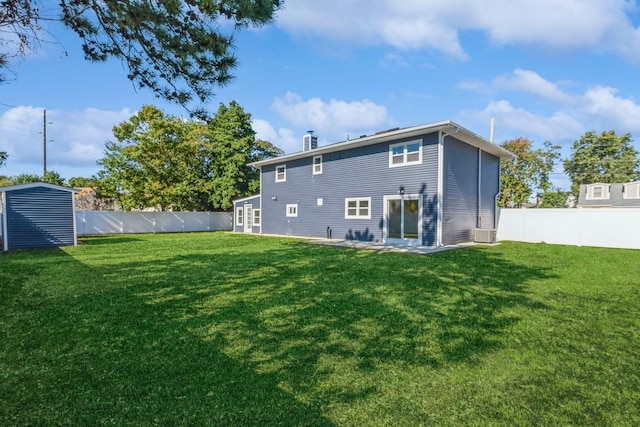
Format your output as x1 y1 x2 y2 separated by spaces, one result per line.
399 186 405 195
272 196 277 201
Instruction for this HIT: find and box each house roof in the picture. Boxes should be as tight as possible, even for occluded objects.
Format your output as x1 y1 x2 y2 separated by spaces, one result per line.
249 120 515 168
0 182 80 194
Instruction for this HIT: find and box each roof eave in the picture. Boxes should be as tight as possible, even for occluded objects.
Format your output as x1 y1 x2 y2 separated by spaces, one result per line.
249 120 514 168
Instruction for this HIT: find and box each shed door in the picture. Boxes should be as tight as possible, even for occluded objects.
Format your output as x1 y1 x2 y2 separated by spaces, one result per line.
243 204 253 233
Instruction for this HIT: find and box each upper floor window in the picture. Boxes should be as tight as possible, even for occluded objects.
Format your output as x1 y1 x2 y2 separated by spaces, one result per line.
389 140 422 167
623 182 640 199
313 155 322 175
585 184 610 200
275 165 286 182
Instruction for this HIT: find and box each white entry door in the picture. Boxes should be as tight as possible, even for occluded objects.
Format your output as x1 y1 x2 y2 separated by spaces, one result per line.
243 204 253 233
384 195 421 245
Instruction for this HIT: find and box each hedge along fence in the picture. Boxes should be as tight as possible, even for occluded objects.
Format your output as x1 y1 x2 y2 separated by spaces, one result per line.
74 211 233 235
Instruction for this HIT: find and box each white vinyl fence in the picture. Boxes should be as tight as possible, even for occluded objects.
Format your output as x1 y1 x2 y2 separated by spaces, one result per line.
75 211 232 235
497 208 640 250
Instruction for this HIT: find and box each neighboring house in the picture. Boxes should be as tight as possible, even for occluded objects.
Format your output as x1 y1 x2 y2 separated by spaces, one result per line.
233 120 515 247
0 182 80 251
577 181 640 208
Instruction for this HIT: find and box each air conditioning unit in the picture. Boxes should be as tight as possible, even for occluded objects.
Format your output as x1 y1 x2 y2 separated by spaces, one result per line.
474 228 496 244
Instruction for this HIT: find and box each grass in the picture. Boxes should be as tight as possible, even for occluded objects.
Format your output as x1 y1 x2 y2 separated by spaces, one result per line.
1 232 639 426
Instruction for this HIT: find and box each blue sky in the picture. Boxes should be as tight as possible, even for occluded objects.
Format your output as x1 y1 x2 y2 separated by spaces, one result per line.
1 0 640 191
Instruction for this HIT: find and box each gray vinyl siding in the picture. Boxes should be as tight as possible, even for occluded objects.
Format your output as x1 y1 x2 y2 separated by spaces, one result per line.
442 136 479 246
479 151 500 229
4 187 75 250
260 132 440 245
232 195 261 233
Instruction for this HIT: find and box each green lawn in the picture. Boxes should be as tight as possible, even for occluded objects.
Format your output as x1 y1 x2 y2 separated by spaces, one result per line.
1 233 639 426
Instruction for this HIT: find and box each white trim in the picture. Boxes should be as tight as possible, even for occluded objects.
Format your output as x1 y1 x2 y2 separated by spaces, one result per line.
243 204 253 233
623 182 640 199
585 184 610 200
275 165 286 182
72 190 78 246
345 197 371 219
383 194 423 246
436 131 444 246
313 155 323 175
388 140 423 168
286 203 298 217
0 182 80 193
233 194 260 204
249 120 515 168
236 207 244 226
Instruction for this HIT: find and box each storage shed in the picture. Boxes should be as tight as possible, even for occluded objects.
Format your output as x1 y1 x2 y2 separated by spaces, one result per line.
0 182 80 251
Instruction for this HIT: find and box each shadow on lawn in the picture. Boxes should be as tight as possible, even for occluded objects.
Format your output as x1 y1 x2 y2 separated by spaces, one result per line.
114 241 554 411
0 238 555 425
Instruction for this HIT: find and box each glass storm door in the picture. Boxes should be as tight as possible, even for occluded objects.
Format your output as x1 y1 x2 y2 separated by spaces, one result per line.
243 205 253 233
385 195 420 245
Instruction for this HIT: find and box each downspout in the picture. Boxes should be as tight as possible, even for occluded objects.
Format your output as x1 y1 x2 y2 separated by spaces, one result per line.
495 158 501 230
437 131 444 247
258 166 263 234
1 191 6 251
477 148 482 229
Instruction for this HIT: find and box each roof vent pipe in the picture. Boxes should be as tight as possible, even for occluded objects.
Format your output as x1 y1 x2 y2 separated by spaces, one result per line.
489 117 495 143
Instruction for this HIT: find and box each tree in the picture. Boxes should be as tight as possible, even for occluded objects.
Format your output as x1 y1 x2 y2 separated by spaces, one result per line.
97 103 282 211
206 101 282 209
0 151 6 167
68 176 99 188
498 138 561 208
564 130 640 196
1 0 283 117
7 170 66 186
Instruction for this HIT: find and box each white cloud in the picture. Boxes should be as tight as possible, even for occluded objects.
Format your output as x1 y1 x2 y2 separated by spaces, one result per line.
271 92 392 143
252 119 298 154
276 0 640 63
0 106 131 178
492 69 576 105
458 69 640 145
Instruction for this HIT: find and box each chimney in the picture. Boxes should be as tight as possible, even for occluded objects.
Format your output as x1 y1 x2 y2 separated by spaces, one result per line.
303 130 318 151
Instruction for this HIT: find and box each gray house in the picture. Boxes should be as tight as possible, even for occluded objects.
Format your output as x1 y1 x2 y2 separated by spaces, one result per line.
0 182 80 251
577 181 640 208
234 120 514 247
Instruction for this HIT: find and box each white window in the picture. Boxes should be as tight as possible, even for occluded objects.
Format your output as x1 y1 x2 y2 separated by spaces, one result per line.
623 182 640 199
276 165 286 182
286 203 298 217
389 140 422 167
317 197 324 206
345 197 371 219
236 207 243 225
252 209 261 226
586 184 610 200
313 155 322 175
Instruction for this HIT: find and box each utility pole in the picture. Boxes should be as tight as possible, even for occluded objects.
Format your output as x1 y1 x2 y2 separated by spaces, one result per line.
43 109 47 177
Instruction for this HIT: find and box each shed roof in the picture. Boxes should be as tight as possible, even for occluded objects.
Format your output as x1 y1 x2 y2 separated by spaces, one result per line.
249 120 515 168
0 182 80 194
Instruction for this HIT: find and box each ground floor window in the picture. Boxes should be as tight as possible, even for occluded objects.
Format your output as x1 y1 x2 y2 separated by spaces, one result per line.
286 203 298 217
236 207 243 225
345 197 371 219
253 209 261 226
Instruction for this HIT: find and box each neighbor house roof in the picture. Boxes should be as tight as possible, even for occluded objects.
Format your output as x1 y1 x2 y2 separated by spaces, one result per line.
0 182 80 193
249 120 515 168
